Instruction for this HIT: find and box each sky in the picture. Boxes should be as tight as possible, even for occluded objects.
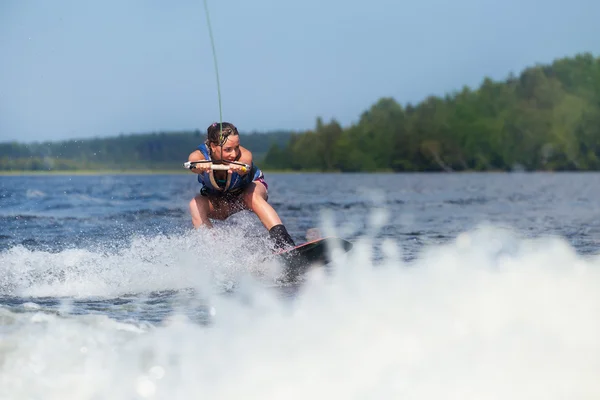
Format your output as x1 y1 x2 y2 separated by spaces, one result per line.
1 0 599 143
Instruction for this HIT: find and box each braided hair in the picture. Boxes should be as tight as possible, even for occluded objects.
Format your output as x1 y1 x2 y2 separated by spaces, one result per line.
205 122 239 147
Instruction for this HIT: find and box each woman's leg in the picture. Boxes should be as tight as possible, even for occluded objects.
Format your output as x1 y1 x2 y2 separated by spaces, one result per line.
241 181 281 230
189 195 212 228
189 194 240 228
242 182 295 249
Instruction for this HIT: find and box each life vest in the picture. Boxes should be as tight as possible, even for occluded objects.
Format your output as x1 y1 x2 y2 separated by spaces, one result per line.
196 143 263 196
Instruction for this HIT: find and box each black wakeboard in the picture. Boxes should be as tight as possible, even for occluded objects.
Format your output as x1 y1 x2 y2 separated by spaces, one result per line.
273 236 353 283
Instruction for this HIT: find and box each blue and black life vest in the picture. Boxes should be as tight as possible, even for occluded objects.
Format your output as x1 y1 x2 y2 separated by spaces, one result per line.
196 143 263 196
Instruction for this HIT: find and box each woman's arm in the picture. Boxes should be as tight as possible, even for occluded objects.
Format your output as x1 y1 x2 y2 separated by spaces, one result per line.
188 150 209 174
189 149 206 162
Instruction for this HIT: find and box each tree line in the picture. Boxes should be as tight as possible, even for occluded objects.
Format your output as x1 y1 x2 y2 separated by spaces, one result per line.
0 130 293 171
2 52 599 172
263 52 600 172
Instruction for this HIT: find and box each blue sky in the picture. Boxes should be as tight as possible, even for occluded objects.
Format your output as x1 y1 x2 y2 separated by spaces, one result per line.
1 0 599 142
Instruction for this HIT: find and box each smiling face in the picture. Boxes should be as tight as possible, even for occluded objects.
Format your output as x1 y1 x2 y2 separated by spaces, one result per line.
210 134 240 161
205 122 241 161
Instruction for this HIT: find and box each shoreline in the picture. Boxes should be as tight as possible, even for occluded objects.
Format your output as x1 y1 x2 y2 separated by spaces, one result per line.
0 169 594 176
0 169 185 176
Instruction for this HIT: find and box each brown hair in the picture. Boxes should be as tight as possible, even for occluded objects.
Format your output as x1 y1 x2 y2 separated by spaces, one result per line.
206 122 239 146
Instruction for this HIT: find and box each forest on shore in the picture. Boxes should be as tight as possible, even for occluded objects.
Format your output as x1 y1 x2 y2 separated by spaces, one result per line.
2 53 599 172
0 131 293 172
263 53 600 172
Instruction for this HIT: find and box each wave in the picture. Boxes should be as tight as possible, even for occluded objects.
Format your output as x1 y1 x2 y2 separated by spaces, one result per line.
0 224 599 399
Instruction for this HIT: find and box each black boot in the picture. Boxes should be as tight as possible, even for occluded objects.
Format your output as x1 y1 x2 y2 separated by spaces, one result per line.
269 224 296 251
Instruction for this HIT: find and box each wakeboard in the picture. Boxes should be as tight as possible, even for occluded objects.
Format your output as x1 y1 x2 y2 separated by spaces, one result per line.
273 236 353 283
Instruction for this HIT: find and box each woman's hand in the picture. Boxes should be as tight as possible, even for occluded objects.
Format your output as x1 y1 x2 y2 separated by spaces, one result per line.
228 163 249 175
191 161 212 174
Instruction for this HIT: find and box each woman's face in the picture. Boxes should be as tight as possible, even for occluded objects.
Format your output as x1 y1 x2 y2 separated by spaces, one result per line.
210 134 240 161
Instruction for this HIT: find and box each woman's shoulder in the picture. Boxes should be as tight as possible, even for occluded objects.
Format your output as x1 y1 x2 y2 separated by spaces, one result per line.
197 143 210 158
239 145 253 162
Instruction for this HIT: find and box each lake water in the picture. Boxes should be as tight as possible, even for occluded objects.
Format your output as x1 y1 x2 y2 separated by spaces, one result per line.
1 172 599 399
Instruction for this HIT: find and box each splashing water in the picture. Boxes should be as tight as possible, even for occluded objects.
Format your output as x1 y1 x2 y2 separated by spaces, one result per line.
1 222 599 399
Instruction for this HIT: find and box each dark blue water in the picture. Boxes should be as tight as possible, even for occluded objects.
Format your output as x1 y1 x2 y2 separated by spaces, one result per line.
2 172 600 399
2 172 600 255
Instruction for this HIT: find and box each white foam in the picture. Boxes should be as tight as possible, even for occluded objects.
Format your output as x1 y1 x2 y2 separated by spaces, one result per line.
0 218 275 298
0 224 599 399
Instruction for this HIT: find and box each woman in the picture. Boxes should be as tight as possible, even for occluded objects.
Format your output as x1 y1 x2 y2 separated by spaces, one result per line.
188 122 296 251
